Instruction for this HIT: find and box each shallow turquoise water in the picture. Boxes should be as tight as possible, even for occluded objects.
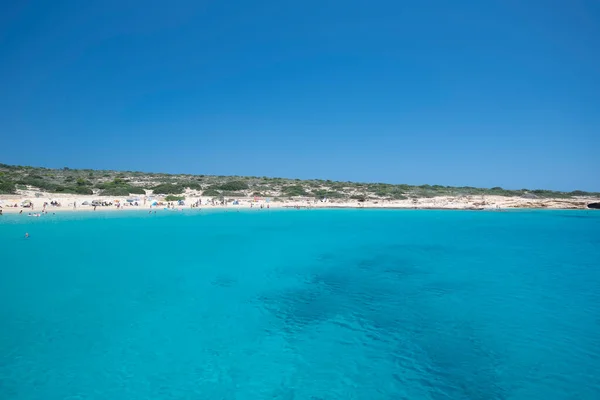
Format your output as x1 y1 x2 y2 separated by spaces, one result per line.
1 209 599 399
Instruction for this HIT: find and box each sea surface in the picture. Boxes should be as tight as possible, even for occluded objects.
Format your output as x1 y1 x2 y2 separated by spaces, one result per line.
1 209 599 399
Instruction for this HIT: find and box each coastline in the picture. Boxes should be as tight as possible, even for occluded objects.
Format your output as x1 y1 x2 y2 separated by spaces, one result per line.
1 193 598 214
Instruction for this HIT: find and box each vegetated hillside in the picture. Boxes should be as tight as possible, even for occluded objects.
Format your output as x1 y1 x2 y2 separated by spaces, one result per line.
0 163 597 200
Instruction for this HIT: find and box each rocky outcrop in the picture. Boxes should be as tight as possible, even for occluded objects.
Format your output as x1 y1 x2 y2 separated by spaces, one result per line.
588 202 600 209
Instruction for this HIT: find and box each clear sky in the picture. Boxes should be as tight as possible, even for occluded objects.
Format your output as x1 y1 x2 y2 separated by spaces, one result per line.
1 1 599 191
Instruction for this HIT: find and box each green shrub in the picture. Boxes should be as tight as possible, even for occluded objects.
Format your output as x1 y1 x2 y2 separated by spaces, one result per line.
16 178 57 192
312 189 345 199
219 181 249 191
94 179 145 195
329 182 346 190
51 185 67 192
73 186 93 195
202 188 221 197
165 195 185 201
0 180 16 194
282 185 308 196
219 190 241 195
182 182 202 190
51 186 92 194
570 190 589 196
76 178 91 186
130 187 146 195
350 195 366 201
389 192 407 200
100 187 135 196
152 183 184 194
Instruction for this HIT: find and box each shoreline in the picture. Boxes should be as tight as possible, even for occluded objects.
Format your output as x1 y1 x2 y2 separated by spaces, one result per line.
1 193 599 214
2 207 597 217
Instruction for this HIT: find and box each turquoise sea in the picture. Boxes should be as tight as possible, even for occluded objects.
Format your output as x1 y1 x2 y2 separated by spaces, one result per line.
1 209 599 399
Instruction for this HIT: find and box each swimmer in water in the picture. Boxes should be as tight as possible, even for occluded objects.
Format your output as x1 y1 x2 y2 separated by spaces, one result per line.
25 233 29 239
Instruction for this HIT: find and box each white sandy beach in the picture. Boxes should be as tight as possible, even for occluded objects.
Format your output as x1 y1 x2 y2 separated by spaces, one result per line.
1 191 598 214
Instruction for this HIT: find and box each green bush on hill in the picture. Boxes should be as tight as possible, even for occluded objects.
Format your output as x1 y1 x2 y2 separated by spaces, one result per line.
53 186 93 195
128 187 147 195
99 187 129 196
281 185 308 197
367 183 407 199
0 180 16 194
182 182 202 190
312 189 345 199
388 192 408 200
221 191 246 196
165 195 185 201
73 186 93 195
104 185 144 196
570 190 590 196
219 181 249 191
202 188 221 197
152 183 184 194
94 178 145 195
76 178 92 186
17 177 58 192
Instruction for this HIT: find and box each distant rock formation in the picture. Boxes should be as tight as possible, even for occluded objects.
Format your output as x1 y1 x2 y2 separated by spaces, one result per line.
588 202 600 209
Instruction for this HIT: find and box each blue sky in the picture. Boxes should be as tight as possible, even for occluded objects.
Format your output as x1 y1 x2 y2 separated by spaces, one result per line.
1 0 599 191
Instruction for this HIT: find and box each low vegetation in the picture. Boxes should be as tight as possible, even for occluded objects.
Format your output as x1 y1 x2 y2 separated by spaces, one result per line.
218 181 249 191
95 177 146 196
165 195 185 201
151 183 184 195
0 180 16 194
0 163 597 201
202 188 221 197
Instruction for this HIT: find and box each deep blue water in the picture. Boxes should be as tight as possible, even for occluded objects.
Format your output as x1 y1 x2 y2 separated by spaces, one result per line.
1 209 599 399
